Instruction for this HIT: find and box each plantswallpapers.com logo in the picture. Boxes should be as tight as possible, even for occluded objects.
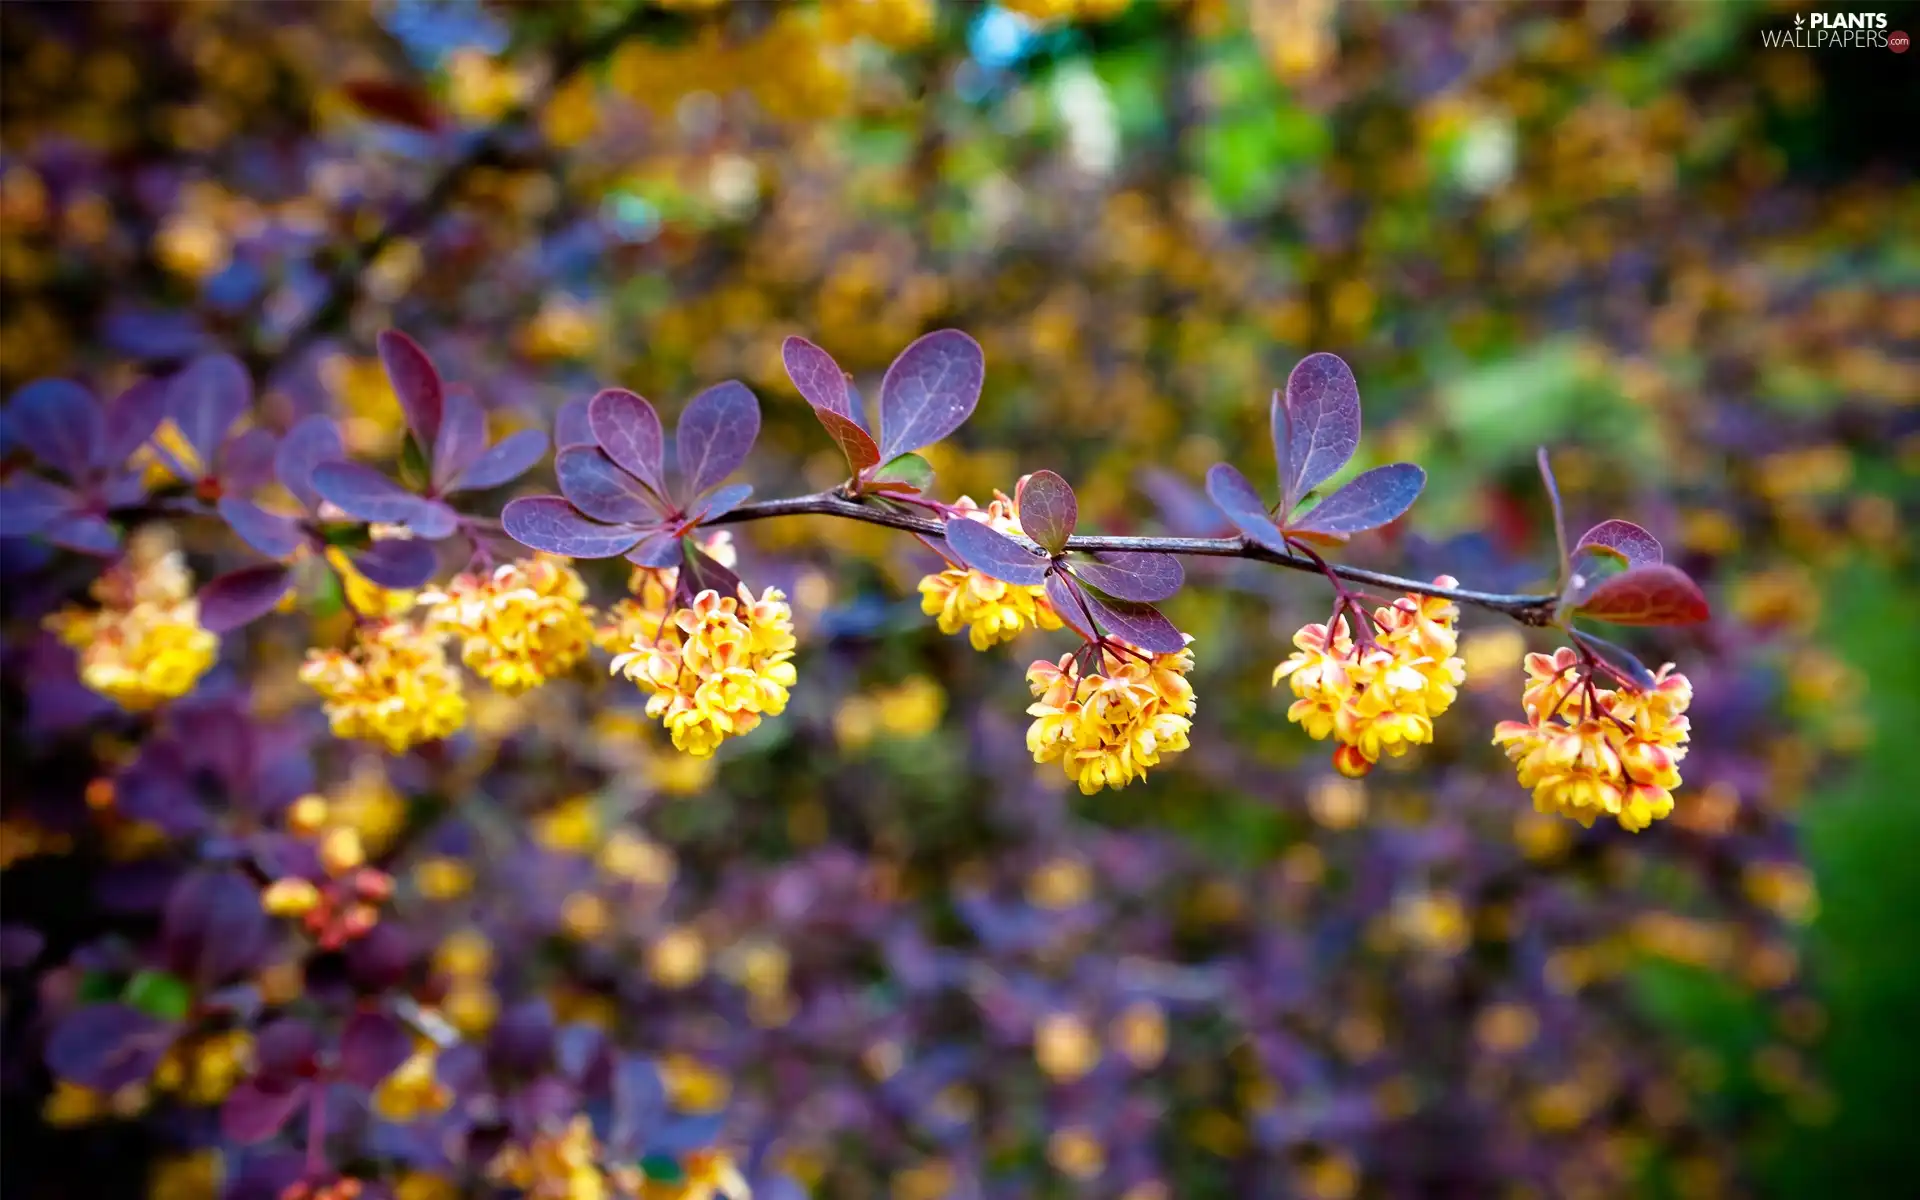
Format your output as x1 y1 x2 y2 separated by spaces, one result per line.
1762 11 1902 49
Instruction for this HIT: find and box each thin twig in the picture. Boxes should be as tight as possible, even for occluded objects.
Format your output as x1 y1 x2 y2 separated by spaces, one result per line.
705 492 1561 626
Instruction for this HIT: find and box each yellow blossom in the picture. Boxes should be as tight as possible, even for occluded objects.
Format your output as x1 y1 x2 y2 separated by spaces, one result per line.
299 621 468 753
372 1050 452 1122
488 1115 608 1200
45 528 218 711
610 584 797 758
1491 647 1693 833
1273 578 1465 778
918 490 1064 650
423 555 594 693
1024 637 1196 794
594 531 737 655
326 545 418 619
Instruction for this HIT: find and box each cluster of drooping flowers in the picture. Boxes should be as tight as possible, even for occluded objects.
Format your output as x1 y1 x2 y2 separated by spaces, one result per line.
258 793 395 949
609 584 799 759
1492 647 1693 833
1273 577 1467 778
43 527 218 711
298 619 469 754
918 489 1064 650
1025 638 1197 794
595 532 736 654
422 553 595 694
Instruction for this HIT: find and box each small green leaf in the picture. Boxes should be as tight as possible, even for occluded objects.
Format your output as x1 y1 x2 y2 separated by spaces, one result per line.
398 433 430 491
640 1153 685 1184
77 970 120 1004
124 970 193 1021
868 452 933 494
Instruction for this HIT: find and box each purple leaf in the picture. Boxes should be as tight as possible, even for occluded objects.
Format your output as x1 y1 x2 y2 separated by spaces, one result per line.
273 415 345 512
1070 552 1183 601
450 428 547 492
673 539 743 607
1203 462 1288 554
877 330 984 460
557 446 663 524
588 389 666 498
1043 573 1096 640
339 1009 413 1088
1077 588 1188 654
1278 352 1361 512
46 1004 174 1091
310 462 456 537
160 869 270 986
377 330 443 450
942 516 1050 585
254 1018 319 1077
1289 463 1425 536
168 353 251 468
1576 519 1662 568
675 381 759 499
217 498 304 559
0 476 77 537
782 336 855 418
816 407 881 475
7 379 102 479
687 482 752 524
1575 563 1711 626
624 530 681 569
1570 629 1658 691
1139 467 1231 538
1016 470 1076 554
431 389 488 492
102 379 171 467
45 513 120 555
198 564 293 631
555 397 593 449
218 428 278 494
221 1079 308 1144
352 538 438 589
501 496 643 559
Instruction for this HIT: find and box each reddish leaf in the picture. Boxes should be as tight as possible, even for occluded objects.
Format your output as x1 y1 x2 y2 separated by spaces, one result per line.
310 462 456 537
675 381 760 499
199 564 293 631
588 389 666 499
1077 587 1188 654
0 476 78 537
451 428 547 492
45 1004 175 1091
674 539 743 607
7 379 102 479
1576 519 1662 568
877 330 984 460
1570 629 1658 691
686 482 752 525
942 515 1050 585
168 353 250 467
221 1079 309 1144
1203 462 1288 554
217 498 304 559
1070 552 1183 601
557 446 663 524
340 78 444 132
431 389 488 491
501 496 644 559
782 336 856 419
1015 471 1076 554
1289 463 1425 536
377 330 443 451
1576 564 1711 626
273 415 345 512
352 538 438 589
339 1009 412 1088
817 407 881 475
1044 572 1096 640
1277 352 1361 512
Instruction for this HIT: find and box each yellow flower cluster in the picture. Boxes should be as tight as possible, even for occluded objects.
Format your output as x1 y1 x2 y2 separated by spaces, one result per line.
487 1116 609 1200
918 490 1064 651
610 585 798 758
1273 579 1466 778
372 1048 453 1123
45 528 217 711
1025 638 1196 794
299 621 468 754
1493 648 1692 833
595 533 737 655
423 555 594 694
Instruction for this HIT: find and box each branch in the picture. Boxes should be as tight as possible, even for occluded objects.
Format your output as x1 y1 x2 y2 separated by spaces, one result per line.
705 492 1560 625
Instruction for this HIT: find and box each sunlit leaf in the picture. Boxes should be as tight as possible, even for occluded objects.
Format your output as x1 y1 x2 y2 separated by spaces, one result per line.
1576 518 1662 568
501 496 646 559
676 381 759 499
1277 352 1361 512
377 330 443 450
587 388 666 498
1203 462 1288 554
782 336 856 419
1016 470 1076 554
1070 552 1183 601
556 446 663 524
1289 463 1425 536
198 564 293 631
942 515 1049 585
818 407 881 475
1576 563 1711 626
877 330 984 460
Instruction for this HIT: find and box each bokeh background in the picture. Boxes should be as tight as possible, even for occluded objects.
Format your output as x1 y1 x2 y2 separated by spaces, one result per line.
2 2 1916 1198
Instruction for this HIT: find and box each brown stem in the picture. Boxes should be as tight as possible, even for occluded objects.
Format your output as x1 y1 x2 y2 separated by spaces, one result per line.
703 492 1560 626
